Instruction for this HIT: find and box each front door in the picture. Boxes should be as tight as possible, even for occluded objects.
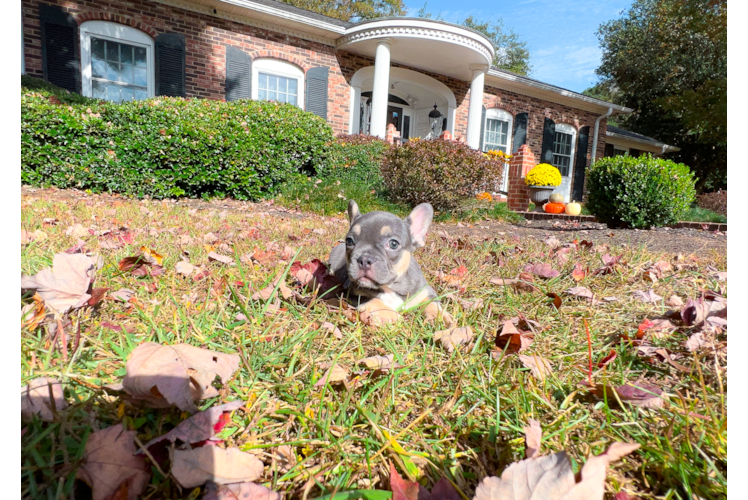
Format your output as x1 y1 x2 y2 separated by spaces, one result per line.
387 105 403 134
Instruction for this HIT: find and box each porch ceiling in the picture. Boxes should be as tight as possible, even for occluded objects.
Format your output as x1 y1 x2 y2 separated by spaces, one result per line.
337 19 494 81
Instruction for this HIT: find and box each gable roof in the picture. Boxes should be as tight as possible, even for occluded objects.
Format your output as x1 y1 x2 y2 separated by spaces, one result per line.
607 125 680 153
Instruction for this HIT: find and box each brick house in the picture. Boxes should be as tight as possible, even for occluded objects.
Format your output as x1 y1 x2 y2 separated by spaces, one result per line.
21 0 673 202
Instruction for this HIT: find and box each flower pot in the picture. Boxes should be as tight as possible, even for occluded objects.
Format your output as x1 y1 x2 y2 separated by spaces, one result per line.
527 185 555 211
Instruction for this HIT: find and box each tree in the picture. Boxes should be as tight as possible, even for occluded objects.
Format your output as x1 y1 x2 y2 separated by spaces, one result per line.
417 3 531 76
280 0 405 22
593 0 726 191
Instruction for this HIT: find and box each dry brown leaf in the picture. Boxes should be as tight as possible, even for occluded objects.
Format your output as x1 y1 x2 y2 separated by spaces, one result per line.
633 289 662 303
251 277 294 301
523 419 542 458
203 481 280 500
314 363 350 387
434 326 474 352
65 223 90 238
175 261 195 277
123 343 240 413
321 321 343 339
208 252 235 265
21 253 98 314
665 295 684 307
495 321 534 354
686 332 712 352
571 263 587 282
21 377 67 421
358 354 398 370
171 447 263 489
566 286 594 300
76 424 150 500
143 401 243 448
472 441 639 500
523 263 560 279
518 354 553 381
111 288 135 302
681 297 726 326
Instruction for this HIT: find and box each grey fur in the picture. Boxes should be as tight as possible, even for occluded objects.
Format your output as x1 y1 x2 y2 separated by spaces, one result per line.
328 200 438 308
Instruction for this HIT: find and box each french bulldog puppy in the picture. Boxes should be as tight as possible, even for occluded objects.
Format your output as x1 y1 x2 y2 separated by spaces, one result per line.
328 200 450 322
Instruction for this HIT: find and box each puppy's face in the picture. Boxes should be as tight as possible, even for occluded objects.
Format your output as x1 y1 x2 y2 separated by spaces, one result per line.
343 201 433 290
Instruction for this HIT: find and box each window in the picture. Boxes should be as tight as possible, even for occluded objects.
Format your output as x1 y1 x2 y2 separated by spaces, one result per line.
551 123 577 177
252 59 304 109
80 21 154 102
613 147 629 156
482 108 513 153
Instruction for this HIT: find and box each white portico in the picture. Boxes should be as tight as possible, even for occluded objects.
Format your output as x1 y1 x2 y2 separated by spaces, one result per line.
338 18 494 147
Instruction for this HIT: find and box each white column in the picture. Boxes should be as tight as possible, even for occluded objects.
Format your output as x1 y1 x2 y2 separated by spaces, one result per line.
370 39 392 138
349 85 361 134
466 64 487 149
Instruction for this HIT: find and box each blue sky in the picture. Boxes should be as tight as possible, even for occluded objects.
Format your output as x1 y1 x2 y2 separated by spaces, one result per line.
404 0 633 93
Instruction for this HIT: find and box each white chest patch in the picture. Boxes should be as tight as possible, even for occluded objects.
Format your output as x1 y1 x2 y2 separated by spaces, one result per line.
378 287 404 310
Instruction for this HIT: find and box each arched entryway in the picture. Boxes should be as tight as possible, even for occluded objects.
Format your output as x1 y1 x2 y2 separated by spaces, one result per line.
348 66 457 140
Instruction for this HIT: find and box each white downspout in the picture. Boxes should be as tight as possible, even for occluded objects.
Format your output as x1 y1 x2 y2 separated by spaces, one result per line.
591 107 613 163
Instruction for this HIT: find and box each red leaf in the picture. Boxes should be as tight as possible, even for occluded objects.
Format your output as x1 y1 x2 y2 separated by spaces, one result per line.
389 463 423 500
449 265 468 278
596 349 617 368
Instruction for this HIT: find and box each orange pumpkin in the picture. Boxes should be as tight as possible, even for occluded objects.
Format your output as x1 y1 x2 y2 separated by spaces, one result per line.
544 202 566 214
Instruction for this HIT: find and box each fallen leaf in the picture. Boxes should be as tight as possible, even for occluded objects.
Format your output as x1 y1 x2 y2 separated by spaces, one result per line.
647 319 677 339
572 263 587 282
65 223 90 238
175 261 195 277
251 277 294 301
87 287 110 306
250 247 278 267
633 290 662 303
519 355 552 381
473 441 639 500
495 320 534 354
582 381 666 408
596 349 617 368
76 424 150 500
21 377 67 421
434 326 474 352
523 419 542 458
140 246 163 265
665 295 684 307
681 297 727 326
490 276 536 293
543 236 560 249
314 363 350 387
546 293 562 310
171 447 263 489
554 247 572 266
203 481 280 500
390 461 422 500
686 332 712 352
358 354 398 371
290 259 342 297
321 321 343 339
111 288 135 302
523 263 560 279
143 401 243 449
21 253 98 314
208 252 235 265
65 239 87 254
123 343 240 413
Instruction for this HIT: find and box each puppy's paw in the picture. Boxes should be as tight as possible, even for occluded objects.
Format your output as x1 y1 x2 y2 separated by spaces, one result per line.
358 298 401 327
424 302 455 327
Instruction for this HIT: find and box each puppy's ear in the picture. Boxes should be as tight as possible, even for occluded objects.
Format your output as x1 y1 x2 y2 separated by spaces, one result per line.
405 203 433 248
347 200 362 225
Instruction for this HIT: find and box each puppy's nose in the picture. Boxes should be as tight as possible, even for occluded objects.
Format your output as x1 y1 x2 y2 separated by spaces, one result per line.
357 256 375 272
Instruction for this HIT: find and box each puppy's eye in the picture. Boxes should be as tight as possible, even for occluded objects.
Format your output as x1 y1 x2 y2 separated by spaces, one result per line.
388 239 400 250
345 237 355 246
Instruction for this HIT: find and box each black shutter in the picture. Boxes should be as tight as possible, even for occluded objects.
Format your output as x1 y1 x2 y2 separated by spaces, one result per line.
541 117 556 164
629 148 641 157
571 126 589 202
40 3 79 93
156 33 185 97
306 67 328 119
225 45 251 101
604 144 615 157
512 112 528 154
479 105 486 151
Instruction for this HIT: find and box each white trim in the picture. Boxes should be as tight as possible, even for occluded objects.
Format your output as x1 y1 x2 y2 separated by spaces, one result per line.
349 66 457 108
252 58 304 109
79 21 154 101
551 123 577 203
483 108 513 153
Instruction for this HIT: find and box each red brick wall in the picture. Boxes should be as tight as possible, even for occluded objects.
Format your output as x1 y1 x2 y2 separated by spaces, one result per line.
21 0 352 134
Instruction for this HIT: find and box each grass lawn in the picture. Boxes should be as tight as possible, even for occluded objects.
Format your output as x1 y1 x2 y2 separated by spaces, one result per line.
21 191 727 499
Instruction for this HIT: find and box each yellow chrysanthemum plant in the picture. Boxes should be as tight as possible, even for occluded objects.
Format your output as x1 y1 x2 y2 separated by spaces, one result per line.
525 163 562 187
483 149 512 164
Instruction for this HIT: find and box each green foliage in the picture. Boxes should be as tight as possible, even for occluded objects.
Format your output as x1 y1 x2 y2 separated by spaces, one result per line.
278 0 404 22
21 75 95 105
381 138 505 211
586 154 696 229
594 0 726 191
416 3 531 75
682 205 726 224
21 86 333 200
319 134 389 191
276 176 408 217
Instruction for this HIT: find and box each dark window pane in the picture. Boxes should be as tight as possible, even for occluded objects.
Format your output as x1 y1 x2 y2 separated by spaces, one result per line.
106 41 119 62
121 45 133 65
135 47 147 67
92 38 105 59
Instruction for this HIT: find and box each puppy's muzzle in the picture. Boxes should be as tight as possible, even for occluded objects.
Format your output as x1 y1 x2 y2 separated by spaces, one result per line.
356 254 378 273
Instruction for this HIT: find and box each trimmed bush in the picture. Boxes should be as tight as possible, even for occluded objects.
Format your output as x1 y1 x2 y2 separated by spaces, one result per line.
586 154 696 228
21 75 96 105
381 138 505 211
320 134 389 191
22 83 333 200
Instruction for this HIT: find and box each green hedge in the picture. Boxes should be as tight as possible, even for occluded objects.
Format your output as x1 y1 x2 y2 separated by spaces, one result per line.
21 79 333 200
318 134 389 191
586 154 696 228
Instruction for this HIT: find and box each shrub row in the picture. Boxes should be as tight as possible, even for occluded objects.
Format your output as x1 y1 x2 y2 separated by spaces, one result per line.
320 134 390 191
22 79 333 200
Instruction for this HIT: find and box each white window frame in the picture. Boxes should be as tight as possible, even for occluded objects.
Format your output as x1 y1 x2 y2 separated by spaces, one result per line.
252 59 304 109
551 123 577 177
79 21 155 101
482 108 513 154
